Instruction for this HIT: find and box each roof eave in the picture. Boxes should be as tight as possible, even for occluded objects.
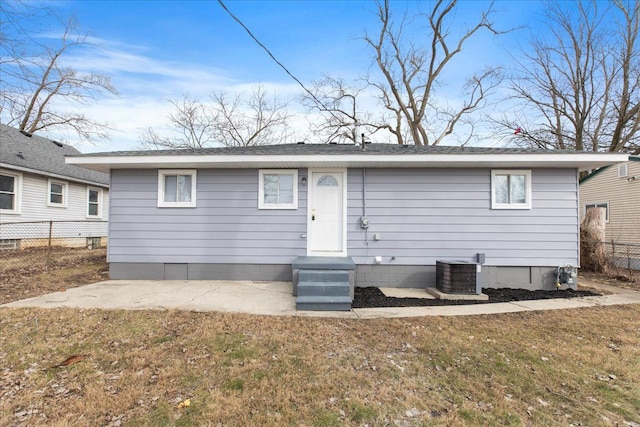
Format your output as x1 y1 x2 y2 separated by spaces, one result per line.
1 163 110 187
66 152 630 173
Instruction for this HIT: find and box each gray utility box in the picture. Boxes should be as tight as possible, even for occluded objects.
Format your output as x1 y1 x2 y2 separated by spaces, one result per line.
436 260 480 294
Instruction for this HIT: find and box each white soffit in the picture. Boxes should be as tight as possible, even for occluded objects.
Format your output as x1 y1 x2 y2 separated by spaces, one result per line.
66 153 630 173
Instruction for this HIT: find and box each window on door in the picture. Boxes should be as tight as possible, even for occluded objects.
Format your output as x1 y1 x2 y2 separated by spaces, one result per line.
258 169 298 209
317 175 339 187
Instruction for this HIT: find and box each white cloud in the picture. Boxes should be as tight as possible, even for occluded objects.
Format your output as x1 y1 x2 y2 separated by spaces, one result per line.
41 33 514 152
40 37 309 151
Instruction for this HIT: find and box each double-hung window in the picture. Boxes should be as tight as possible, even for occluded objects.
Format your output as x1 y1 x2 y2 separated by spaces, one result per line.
48 179 68 207
491 170 532 209
87 187 103 218
158 170 197 207
0 172 21 214
258 169 298 209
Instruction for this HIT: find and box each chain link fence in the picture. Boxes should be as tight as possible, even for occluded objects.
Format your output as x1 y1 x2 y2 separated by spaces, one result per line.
583 240 640 274
604 241 640 272
0 220 108 271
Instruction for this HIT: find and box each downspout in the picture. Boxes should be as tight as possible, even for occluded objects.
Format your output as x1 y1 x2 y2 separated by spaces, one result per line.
576 168 581 269
362 167 368 245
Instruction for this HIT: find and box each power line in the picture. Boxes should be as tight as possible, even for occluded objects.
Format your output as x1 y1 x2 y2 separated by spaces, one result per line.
217 0 347 127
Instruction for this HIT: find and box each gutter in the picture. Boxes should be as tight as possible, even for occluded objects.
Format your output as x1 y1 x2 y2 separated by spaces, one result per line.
66 152 630 174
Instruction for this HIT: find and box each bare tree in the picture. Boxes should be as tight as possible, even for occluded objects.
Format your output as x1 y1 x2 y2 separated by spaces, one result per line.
364 0 503 145
300 76 378 144
0 2 118 143
500 0 639 154
610 0 640 154
140 96 217 149
140 85 291 149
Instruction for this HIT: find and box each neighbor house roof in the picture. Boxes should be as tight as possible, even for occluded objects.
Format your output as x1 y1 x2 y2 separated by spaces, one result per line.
0 124 109 186
66 142 629 173
579 155 639 184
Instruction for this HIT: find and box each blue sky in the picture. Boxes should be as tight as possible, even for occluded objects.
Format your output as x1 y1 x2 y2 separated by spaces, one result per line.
14 1 548 152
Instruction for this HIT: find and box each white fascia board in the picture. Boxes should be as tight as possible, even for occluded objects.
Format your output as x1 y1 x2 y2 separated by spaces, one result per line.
0 162 109 188
66 152 629 172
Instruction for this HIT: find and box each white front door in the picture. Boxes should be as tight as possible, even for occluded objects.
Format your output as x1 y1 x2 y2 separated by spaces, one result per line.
308 170 346 256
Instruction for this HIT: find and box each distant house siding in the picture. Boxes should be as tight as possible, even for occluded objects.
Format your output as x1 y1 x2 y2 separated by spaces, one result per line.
0 169 109 223
580 160 640 245
0 169 109 247
108 167 579 269
107 169 307 264
347 168 579 267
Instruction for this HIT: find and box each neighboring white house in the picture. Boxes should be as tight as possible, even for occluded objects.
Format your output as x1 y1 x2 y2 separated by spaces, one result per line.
0 124 110 249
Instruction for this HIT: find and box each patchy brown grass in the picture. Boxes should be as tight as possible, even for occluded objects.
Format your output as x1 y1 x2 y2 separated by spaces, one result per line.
1 254 639 425
581 271 639 292
0 248 108 305
1 306 639 426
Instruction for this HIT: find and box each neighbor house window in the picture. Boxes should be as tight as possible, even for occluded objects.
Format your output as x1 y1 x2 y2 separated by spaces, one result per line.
47 179 68 207
158 170 197 208
491 170 532 209
87 187 103 218
258 169 298 209
0 172 21 214
584 202 609 223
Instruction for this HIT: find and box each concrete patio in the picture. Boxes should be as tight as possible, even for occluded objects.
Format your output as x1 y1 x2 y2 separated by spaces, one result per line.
2 278 639 318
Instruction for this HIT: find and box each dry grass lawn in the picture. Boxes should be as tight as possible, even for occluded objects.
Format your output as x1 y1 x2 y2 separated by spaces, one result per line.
0 247 108 305
1 253 639 426
1 306 639 426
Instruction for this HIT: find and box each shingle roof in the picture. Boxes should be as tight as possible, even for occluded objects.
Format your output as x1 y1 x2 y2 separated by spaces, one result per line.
0 124 109 186
74 142 574 158
66 141 629 173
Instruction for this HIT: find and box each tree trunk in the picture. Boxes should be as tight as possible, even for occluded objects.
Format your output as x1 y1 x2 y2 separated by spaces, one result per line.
580 207 607 272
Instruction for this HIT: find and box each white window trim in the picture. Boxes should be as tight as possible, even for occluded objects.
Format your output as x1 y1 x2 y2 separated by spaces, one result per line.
258 169 298 210
0 170 22 215
584 202 609 223
491 170 532 210
157 169 197 208
47 179 68 208
86 187 103 218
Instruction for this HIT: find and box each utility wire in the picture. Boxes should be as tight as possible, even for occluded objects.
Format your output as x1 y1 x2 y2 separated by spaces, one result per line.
217 0 347 127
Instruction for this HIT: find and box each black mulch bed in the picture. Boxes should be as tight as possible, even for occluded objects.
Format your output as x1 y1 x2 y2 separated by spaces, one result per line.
352 287 601 308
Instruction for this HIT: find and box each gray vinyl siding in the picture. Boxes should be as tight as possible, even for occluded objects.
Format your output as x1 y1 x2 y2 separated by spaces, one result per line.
346 168 579 267
109 167 579 269
107 169 307 264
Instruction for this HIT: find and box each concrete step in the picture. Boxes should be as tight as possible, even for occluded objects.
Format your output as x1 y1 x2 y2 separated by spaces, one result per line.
298 269 349 283
296 295 352 311
297 281 351 297
292 256 356 271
